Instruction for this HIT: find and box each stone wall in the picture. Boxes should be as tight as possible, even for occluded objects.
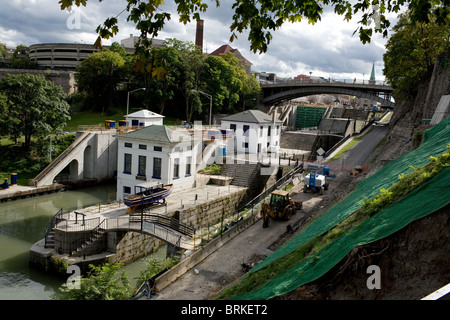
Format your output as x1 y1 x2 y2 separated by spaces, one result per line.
109 231 164 264
177 188 248 229
0 68 76 95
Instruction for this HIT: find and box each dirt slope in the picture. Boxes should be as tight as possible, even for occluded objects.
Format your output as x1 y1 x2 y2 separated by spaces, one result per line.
276 204 450 300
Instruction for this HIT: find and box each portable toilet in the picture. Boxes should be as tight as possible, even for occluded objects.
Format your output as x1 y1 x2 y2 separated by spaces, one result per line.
323 167 330 177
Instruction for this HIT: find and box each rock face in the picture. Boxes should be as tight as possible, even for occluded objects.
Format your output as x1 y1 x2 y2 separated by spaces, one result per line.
378 49 450 163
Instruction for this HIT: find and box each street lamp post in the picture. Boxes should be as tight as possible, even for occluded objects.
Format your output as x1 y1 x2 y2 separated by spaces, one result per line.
192 89 212 126
126 87 146 125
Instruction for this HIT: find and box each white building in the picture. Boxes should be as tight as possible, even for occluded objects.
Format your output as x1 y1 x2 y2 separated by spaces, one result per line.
220 110 282 156
116 125 197 201
126 109 164 127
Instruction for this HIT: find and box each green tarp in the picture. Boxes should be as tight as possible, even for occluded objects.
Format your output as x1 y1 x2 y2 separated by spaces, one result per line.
233 117 450 300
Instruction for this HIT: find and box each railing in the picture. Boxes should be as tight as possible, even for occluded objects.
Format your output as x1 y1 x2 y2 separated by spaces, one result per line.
70 218 107 253
44 208 63 248
236 162 304 214
69 213 195 254
139 213 195 238
260 78 390 87
30 131 92 186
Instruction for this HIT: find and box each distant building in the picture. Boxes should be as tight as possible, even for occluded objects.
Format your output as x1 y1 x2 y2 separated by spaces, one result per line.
209 44 252 75
126 109 165 127
121 34 165 49
220 109 282 155
115 125 196 201
252 71 276 84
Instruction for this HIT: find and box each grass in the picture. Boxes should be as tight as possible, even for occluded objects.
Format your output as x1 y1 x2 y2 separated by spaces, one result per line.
216 145 450 299
330 129 373 161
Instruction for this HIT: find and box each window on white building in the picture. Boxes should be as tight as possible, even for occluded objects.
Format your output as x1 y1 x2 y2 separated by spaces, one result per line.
138 155 146 176
260 126 263 137
153 157 162 179
243 125 249 137
173 158 180 179
125 142 132 148
123 186 131 194
186 156 192 176
154 146 162 152
124 153 132 174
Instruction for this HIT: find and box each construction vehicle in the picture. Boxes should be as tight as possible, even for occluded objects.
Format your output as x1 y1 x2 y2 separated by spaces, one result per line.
303 172 329 194
261 190 302 228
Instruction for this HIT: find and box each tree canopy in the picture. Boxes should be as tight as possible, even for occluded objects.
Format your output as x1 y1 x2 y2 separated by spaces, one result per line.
383 10 450 100
0 74 71 151
59 0 449 54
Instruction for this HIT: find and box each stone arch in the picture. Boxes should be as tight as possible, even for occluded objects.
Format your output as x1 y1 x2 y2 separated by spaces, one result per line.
83 145 94 179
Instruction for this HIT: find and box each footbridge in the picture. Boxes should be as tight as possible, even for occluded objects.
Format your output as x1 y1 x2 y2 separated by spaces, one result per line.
46 209 196 255
261 79 395 108
30 128 117 187
70 213 196 254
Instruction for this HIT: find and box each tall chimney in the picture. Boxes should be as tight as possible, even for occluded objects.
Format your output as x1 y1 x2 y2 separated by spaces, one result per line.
195 19 204 52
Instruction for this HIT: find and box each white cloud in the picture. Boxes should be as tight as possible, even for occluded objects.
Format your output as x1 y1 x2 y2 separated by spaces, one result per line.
0 0 402 81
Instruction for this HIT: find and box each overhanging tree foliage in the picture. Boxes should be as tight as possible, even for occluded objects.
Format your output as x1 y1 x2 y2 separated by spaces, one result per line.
0 74 71 151
383 10 450 100
59 0 449 54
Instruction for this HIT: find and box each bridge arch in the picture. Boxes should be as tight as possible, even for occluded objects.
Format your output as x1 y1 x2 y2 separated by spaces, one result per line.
83 145 94 179
261 83 395 108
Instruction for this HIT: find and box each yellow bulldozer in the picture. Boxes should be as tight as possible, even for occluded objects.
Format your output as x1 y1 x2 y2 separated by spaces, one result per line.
261 189 302 228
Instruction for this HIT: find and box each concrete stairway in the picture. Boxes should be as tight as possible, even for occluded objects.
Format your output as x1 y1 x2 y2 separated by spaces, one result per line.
221 163 260 187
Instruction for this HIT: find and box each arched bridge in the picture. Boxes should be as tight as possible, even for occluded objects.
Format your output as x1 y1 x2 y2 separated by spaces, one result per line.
67 213 196 255
261 79 395 108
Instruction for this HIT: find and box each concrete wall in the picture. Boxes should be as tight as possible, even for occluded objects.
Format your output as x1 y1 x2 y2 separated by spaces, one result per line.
36 131 117 186
280 131 317 151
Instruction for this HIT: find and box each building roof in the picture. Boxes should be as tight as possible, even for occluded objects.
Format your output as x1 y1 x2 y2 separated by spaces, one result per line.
127 109 165 119
117 125 191 144
209 44 252 66
220 110 283 124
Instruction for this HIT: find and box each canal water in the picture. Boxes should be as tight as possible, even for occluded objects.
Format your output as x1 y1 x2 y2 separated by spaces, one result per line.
0 184 165 300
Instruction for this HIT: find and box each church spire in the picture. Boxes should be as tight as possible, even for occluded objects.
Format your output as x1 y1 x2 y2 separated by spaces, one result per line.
369 62 376 84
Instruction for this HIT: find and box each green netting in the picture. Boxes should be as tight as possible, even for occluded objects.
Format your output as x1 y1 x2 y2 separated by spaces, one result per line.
295 106 327 129
233 117 450 300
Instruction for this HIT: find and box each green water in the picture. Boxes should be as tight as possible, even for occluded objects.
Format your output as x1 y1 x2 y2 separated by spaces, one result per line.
0 184 113 300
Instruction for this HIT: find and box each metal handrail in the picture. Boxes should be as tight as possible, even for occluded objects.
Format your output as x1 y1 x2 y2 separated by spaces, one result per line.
44 208 63 248
70 218 107 253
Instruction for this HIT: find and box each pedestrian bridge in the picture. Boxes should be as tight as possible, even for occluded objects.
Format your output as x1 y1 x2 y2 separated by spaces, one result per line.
29 129 117 187
261 78 395 108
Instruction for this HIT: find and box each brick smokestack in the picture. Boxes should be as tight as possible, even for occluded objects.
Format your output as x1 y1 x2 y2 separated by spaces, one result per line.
195 19 204 52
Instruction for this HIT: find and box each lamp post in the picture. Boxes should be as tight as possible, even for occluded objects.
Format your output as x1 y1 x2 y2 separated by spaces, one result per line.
126 87 146 125
192 89 212 126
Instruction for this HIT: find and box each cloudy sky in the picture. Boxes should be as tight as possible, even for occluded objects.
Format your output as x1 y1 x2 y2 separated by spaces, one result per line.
0 0 404 80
